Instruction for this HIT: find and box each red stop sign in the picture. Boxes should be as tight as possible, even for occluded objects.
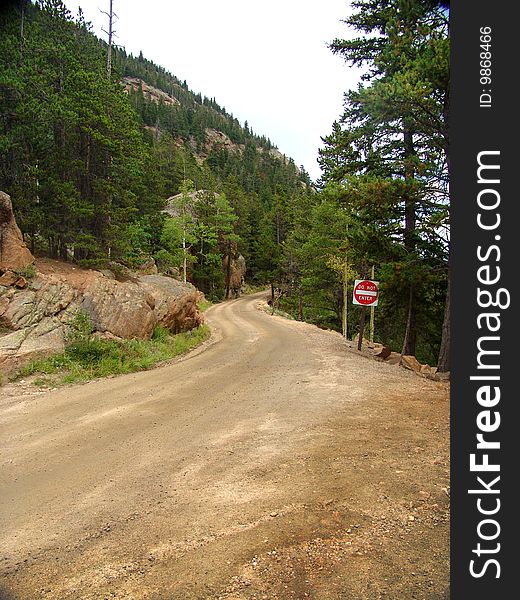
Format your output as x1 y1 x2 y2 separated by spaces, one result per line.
353 279 379 306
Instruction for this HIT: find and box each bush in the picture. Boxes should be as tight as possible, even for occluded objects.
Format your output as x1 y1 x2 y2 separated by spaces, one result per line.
154 249 178 272
65 339 119 366
66 310 94 344
15 263 36 280
151 325 170 342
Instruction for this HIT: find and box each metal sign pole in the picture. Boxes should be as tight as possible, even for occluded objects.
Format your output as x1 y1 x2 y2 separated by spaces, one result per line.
370 265 375 343
343 256 348 340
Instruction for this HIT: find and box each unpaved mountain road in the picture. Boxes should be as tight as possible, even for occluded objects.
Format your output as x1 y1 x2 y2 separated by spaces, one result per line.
0 292 449 600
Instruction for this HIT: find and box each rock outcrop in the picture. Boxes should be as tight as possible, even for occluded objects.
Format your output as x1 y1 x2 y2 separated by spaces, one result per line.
0 192 205 374
0 258 204 374
223 246 246 298
123 77 180 107
139 275 203 333
0 191 34 274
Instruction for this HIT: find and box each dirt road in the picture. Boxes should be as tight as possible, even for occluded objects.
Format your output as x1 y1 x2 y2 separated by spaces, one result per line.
0 292 449 600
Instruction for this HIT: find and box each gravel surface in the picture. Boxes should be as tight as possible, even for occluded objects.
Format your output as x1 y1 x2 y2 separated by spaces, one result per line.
0 292 449 599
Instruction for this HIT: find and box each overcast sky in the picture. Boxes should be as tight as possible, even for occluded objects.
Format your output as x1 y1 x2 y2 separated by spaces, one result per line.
62 0 362 181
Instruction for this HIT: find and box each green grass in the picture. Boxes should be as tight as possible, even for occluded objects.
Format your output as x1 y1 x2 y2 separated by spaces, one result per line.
17 324 210 387
198 298 213 312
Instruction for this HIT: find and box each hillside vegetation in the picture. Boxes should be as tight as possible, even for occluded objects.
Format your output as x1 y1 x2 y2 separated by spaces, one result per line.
0 0 449 368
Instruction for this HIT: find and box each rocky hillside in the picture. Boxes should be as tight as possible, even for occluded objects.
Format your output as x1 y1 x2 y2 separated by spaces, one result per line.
123 76 180 107
115 49 309 186
0 1 312 310
0 192 203 375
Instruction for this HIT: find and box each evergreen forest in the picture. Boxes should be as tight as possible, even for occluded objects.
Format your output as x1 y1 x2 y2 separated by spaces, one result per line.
0 0 450 370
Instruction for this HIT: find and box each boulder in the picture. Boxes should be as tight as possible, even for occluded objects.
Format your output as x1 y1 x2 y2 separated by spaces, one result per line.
137 257 158 275
385 352 402 365
419 364 438 379
373 345 392 360
0 191 34 273
164 266 180 279
79 276 157 339
0 271 27 288
0 259 205 374
0 317 65 374
139 275 203 333
0 279 76 331
400 355 422 373
223 246 246 298
106 261 139 283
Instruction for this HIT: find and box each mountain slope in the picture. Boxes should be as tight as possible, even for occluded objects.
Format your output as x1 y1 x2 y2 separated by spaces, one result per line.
0 0 312 300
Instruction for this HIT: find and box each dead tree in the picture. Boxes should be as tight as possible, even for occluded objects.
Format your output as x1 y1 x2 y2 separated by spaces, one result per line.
101 0 117 79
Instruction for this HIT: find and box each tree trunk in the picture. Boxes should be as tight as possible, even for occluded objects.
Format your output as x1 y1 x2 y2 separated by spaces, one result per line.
59 240 68 262
342 259 348 339
182 235 187 284
401 284 415 357
403 124 417 356
225 242 232 299
105 0 114 79
357 306 367 351
437 83 451 372
401 285 417 355
369 265 375 343
437 271 451 372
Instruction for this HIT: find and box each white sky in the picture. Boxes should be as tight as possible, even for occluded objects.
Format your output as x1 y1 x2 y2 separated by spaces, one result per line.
62 0 362 181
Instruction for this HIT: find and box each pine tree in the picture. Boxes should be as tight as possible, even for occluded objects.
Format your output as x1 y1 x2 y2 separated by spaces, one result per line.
319 0 450 365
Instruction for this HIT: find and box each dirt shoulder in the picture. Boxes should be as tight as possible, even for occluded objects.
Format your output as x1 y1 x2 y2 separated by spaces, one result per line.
0 293 449 600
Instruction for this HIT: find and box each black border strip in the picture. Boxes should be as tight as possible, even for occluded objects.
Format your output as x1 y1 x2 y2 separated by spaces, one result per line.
451 1 516 597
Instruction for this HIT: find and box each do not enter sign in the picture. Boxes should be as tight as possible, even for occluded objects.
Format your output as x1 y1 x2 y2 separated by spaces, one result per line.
353 279 379 306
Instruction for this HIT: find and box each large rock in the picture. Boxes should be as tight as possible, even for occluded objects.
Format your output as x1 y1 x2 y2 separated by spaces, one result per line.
0 259 204 374
79 276 158 340
139 275 203 333
420 364 438 378
222 245 246 298
385 352 402 365
0 271 27 288
0 318 66 375
373 345 392 360
0 191 34 273
400 355 423 373
137 257 158 275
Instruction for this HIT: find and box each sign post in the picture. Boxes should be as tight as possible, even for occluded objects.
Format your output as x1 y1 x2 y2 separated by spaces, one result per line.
370 266 375 342
342 257 348 340
353 279 379 350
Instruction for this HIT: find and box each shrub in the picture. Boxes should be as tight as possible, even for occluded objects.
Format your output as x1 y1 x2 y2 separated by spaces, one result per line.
65 339 119 366
15 263 36 280
66 310 94 344
151 325 170 342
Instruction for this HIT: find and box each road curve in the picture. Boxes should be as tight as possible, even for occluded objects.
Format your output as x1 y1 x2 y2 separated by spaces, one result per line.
0 292 449 599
